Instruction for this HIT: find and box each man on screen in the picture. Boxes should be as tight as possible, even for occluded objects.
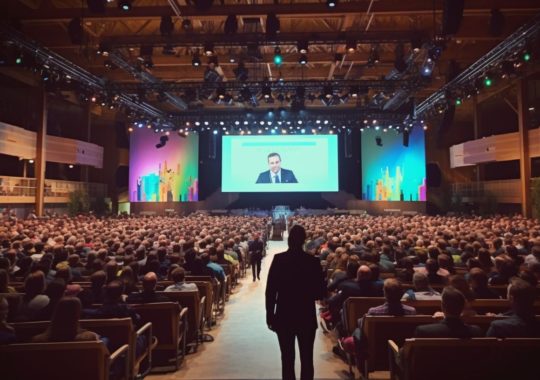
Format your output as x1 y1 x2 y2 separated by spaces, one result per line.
256 153 298 184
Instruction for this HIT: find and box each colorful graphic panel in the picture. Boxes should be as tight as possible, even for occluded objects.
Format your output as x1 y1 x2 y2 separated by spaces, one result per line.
129 129 199 202
361 128 426 201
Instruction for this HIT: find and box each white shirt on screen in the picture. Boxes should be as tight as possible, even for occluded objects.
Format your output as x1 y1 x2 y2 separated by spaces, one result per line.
272 170 281 183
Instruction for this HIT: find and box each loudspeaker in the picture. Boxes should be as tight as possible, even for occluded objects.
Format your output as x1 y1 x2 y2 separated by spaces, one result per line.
402 130 410 147
426 163 442 187
208 132 216 159
67 18 84 45
437 104 455 147
442 0 465 35
344 130 352 158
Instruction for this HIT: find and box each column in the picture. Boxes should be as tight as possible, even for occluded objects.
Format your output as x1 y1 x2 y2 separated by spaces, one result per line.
517 79 531 218
35 89 47 216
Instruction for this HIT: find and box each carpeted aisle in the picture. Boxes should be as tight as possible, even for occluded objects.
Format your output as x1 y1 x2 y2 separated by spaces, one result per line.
148 237 350 380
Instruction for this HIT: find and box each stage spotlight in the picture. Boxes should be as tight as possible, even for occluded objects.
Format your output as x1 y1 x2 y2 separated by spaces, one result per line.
160 16 174 36
156 136 169 149
349 86 359 98
323 85 333 99
326 0 338 8
367 45 380 67
411 36 422 53
375 136 383 146
224 15 238 35
500 61 515 79
298 54 308 65
182 19 192 30
345 39 356 53
522 46 531 62
192 51 201 67
262 85 272 99
97 42 110 56
233 62 249 81
204 42 214 56
297 41 309 54
420 57 435 76
455 97 462 106
118 0 132 11
266 13 280 36
68 17 84 44
483 73 493 87
428 44 443 61
273 47 283 66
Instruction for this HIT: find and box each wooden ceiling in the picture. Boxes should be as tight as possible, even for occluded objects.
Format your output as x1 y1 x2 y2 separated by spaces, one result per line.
3 0 540 116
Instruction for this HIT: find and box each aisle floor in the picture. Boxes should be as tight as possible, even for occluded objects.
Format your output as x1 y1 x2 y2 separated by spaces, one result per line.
148 238 351 380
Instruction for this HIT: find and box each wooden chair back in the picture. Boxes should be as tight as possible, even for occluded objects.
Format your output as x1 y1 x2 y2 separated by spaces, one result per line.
157 291 200 344
0 341 116 380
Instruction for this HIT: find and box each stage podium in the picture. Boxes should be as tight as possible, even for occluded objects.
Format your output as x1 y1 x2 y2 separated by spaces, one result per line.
270 206 291 241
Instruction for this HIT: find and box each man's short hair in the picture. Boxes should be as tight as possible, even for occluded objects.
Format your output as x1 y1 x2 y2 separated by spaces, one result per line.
508 277 536 313
441 286 466 317
384 278 404 303
267 152 281 161
171 267 186 283
412 271 429 290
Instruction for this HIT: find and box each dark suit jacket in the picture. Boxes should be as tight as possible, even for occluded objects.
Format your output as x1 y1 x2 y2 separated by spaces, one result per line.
256 168 298 184
126 290 170 304
486 314 540 338
414 317 484 338
266 248 326 331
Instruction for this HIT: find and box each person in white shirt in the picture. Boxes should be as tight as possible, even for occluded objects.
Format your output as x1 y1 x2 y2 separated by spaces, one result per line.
164 267 197 292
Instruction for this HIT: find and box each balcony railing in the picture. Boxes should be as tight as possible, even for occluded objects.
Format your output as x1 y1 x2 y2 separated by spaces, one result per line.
451 179 529 204
0 176 107 203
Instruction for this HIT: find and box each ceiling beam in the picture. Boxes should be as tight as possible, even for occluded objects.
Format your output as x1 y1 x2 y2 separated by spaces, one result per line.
7 1 540 22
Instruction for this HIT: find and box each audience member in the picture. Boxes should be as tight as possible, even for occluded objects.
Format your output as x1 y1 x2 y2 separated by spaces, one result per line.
32 297 99 342
414 287 483 338
165 268 198 292
126 272 169 303
402 272 441 301
486 277 540 337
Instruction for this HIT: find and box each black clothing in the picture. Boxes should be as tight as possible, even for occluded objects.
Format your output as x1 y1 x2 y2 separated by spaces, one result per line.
249 239 264 281
414 317 483 338
126 290 170 304
486 313 540 338
266 247 326 380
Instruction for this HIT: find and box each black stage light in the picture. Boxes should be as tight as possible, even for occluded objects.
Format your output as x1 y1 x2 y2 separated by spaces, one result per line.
375 136 383 146
118 0 132 12
160 16 174 36
298 54 308 65
297 41 309 54
193 0 214 11
156 135 169 149
204 42 214 56
266 13 280 36
68 17 84 44
182 19 192 30
224 15 238 34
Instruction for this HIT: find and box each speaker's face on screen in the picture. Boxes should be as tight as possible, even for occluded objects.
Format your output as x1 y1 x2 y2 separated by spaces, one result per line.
268 155 281 174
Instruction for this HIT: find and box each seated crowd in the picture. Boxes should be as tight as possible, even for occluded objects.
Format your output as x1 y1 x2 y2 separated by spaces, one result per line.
0 212 268 365
1 211 540 377
289 214 540 375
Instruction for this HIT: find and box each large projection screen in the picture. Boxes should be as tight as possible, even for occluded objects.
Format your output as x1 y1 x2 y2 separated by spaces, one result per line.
361 128 426 201
129 129 199 202
222 135 338 192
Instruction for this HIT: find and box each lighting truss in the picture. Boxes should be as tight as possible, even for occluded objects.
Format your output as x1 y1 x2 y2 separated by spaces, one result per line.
107 79 412 94
100 30 426 49
0 25 168 120
413 13 540 120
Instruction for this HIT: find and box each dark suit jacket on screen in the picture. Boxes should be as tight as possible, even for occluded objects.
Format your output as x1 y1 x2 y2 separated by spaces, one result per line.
266 249 326 331
256 168 298 184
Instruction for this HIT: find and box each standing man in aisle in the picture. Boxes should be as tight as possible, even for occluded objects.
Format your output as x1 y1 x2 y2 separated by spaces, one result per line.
266 225 326 380
249 233 264 282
